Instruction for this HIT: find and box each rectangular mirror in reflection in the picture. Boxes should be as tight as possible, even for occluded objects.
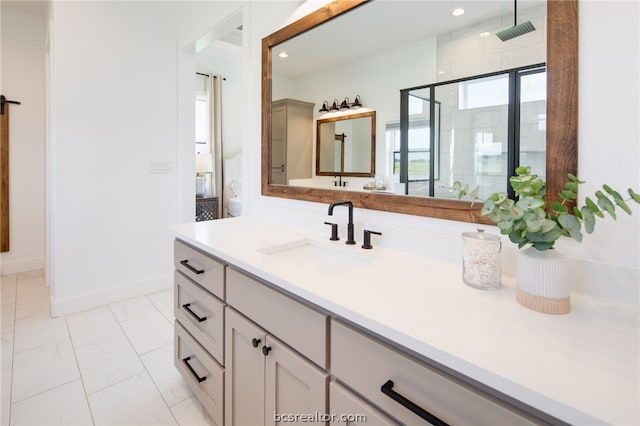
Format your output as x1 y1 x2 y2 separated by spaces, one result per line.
316 111 376 177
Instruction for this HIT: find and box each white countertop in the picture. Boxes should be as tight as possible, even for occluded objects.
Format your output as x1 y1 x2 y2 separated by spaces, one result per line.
170 217 639 425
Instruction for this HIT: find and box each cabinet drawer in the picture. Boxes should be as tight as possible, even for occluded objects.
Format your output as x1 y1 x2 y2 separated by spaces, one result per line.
226 267 328 369
174 271 225 364
330 381 398 426
175 322 224 425
331 320 540 426
174 239 225 299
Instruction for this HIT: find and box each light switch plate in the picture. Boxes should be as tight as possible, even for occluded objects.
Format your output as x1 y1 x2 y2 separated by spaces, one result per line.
149 161 172 174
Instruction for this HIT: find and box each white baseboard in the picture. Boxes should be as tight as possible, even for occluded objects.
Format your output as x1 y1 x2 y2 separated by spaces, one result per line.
0 257 44 275
50 274 172 317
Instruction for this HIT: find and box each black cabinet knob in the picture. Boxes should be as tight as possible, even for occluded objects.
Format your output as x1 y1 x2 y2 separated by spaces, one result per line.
252 338 262 348
262 345 272 356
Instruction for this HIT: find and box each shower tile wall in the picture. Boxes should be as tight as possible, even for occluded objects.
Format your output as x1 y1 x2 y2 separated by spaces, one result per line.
434 3 547 199
437 4 547 81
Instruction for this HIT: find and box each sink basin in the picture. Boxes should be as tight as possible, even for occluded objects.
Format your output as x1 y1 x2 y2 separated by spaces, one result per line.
258 238 370 275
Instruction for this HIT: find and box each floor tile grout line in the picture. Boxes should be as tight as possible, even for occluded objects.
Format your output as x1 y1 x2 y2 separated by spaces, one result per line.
8 273 90 423
6 271 190 425
12 334 70 356
137 341 186 425
63 314 97 426
110 297 181 424
9 377 86 407
7 273 17 425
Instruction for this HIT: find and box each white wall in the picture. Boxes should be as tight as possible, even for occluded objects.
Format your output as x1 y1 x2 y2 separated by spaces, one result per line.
246 1 640 304
49 1 241 315
0 9 46 275
42 0 640 314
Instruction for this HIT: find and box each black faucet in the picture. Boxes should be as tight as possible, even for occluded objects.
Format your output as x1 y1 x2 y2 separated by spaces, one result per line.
327 200 355 245
362 230 382 249
333 175 347 187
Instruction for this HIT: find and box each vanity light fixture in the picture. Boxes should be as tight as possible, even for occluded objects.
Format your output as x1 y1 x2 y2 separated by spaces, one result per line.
351 95 362 108
329 99 340 112
339 97 351 110
451 8 465 17
319 101 330 113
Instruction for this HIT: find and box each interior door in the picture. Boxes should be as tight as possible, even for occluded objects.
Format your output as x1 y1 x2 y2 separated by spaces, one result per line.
0 96 15 252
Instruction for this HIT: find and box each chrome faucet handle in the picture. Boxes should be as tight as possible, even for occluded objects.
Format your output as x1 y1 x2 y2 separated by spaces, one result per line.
362 230 382 249
323 221 340 241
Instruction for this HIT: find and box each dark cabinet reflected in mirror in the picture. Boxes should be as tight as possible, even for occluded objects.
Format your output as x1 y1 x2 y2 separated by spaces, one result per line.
316 111 375 177
262 0 577 223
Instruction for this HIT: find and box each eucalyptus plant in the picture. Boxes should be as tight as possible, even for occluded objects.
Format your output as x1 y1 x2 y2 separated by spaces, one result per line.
455 166 640 251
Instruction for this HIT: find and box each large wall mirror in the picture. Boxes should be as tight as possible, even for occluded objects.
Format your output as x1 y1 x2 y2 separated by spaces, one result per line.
316 111 376 177
262 0 577 223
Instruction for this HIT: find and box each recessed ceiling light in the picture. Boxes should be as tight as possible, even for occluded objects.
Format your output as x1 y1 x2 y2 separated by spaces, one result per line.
278 52 288 58
451 8 465 17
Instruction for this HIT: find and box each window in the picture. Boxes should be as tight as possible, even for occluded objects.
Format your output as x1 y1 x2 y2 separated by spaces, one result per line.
458 74 509 110
387 120 437 181
399 64 546 199
195 97 208 144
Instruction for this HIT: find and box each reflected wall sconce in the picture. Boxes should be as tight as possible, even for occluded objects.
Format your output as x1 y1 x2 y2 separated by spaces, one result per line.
318 96 364 113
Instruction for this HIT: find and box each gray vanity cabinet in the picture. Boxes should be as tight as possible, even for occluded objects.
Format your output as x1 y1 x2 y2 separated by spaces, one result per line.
331 320 541 426
225 308 327 426
175 322 224 425
224 308 267 426
225 268 329 425
329 381 399 426
173 240 227 424
173 237 551 426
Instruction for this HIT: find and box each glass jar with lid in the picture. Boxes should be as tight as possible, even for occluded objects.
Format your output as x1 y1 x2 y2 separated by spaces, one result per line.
462 228 502 290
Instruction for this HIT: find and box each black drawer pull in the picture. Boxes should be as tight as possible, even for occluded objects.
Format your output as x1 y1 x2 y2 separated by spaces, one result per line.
381 380 449 426
180 259 204 275
182 356 207 383
182 303 207 323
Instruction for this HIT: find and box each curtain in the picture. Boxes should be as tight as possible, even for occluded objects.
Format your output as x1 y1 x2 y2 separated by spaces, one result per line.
208 75 223 219
196 74 224 218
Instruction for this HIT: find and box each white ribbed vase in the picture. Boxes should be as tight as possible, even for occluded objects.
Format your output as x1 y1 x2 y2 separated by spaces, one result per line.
516 247 570 315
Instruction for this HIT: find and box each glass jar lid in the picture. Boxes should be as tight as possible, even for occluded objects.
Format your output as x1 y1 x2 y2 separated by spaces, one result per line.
462 228 500 242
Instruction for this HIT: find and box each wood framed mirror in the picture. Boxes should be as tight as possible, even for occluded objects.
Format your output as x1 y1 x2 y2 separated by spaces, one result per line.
316 110 376 178
261 0 577 223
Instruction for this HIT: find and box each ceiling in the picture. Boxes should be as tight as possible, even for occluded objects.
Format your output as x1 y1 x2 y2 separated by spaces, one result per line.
272 0 545 79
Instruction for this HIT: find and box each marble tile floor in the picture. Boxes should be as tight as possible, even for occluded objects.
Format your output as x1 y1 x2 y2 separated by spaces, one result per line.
0 270 214 426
